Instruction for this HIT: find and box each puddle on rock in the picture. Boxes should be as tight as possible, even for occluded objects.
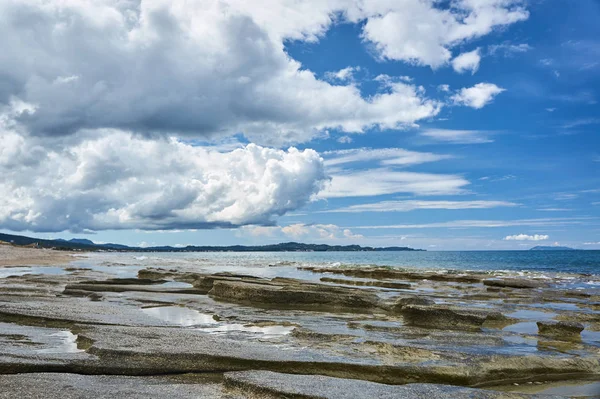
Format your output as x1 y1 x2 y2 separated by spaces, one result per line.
85 265 144 279
158 281 194 289
529 302 582 311
506 309 557 321
502 320 600 349
140 306 293 337
35 331 84 354
199 324 294 337
503 334 538 347
142 306 217 326
536 380 600 397
503 322 538 335
499 380 600 397
582 329 600 345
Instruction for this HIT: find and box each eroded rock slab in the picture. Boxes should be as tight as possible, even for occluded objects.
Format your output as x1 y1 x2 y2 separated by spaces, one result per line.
0 373 241 399
390 296 435 312
401 305 502 331
223 371 567 399
537 321 584 339
0 297 170 327
483 279 546 289
208 280 379 312
71 324 600 386
320 277 411 290
64 283 206 295
300 266 486 284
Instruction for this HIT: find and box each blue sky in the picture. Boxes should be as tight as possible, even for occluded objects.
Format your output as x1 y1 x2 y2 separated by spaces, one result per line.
0 0 598 250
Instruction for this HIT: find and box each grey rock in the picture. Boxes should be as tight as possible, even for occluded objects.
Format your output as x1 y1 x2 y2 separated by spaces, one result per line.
224 370 567 398
0 297 170 327
0 373 240 399
392 296 435 311
208 280 379 311
300 267 485 283
401 305 488 330
320 277 411 290
63 283 206 295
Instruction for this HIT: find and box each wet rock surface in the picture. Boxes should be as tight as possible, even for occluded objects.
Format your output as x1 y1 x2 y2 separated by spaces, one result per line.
208 279 380 312
1 257 599 397
537 321 585 339
484 279 547 289
401 304 493 330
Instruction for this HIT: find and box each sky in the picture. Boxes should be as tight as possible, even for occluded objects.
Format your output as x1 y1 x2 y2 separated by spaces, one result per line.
0 0 599 250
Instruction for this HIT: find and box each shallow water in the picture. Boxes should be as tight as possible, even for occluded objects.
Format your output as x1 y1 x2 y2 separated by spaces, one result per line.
158 281 194 288
528 302 582 311
35 331 83 354
537 381 600 398
0 266 67 278
141 306 217 326
83 251 600 274
581 329 600 344
501 380 600 398
502 319 600 348
76 250 600 284
503 322 539 335
199 324 294 337
506 310 558 321
141 305 294 337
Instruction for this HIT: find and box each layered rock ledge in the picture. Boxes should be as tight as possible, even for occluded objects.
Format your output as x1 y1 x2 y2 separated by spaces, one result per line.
0 254 599 398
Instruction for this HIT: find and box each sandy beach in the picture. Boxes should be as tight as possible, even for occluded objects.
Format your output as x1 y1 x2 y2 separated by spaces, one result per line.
0 242 78 267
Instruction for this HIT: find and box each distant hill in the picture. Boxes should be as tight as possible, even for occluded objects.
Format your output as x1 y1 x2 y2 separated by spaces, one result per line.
0 232 422 252
529 245 577 251
56 238 95 246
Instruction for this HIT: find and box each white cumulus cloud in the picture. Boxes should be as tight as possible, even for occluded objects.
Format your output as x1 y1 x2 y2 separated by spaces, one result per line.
504 234 550 241
0 0 524 145
325 66 361 82
352 0 528 68
451 83 506 109
0 129 327 232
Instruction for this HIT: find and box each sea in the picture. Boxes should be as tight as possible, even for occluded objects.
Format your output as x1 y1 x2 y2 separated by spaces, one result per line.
65 250 600 279
5 250 599 287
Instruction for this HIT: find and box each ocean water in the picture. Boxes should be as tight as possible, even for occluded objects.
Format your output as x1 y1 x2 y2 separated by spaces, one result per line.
76 250 600 278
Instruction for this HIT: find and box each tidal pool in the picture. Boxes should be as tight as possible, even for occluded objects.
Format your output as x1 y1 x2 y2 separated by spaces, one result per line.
199 324 295 337
141 306 217 326
157 281 194 289
506 309 557 321
35 331 83 354
0 266 67 279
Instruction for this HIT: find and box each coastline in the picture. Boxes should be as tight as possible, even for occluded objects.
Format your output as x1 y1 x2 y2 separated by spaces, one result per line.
0 249 598 397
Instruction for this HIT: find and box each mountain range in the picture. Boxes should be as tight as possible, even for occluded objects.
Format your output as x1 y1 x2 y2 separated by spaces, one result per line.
0 232 421 252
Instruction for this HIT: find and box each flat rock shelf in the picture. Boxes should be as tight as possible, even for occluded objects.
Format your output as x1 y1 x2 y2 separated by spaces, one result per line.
1 254 600 398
